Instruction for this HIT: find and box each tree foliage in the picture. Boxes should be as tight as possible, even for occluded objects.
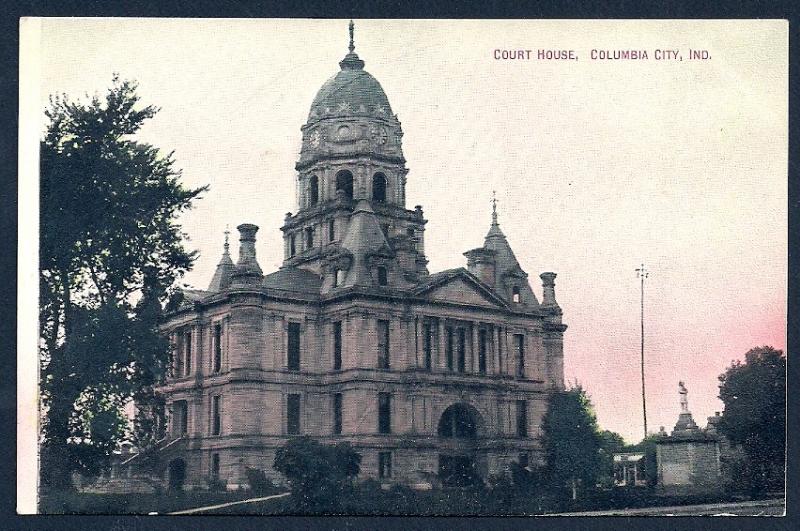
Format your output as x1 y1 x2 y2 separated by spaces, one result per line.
718 346 786 492
540 385 603 499
273 437 362 511
39 76 205 488
596 429 626 487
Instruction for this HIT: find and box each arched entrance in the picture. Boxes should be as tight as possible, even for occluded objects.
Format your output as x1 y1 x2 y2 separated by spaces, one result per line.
167 458 186 491
437 403 484 487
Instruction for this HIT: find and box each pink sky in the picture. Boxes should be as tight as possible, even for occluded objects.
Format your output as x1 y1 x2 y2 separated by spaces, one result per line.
29 18 787 444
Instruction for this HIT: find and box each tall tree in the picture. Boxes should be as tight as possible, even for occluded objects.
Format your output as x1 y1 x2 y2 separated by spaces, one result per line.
540 385 603 500
718 346 786 493
39 76 205 489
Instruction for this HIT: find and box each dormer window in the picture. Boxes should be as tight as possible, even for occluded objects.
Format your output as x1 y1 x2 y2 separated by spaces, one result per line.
377 266 388 286
512 286 521 303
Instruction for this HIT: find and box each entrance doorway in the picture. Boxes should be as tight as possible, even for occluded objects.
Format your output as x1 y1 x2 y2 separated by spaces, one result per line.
168 458 186 491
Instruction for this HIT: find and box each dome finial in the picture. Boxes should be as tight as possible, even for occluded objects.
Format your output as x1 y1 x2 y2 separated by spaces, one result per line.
491 190 499 226
339 20 365 70
349 19 355 53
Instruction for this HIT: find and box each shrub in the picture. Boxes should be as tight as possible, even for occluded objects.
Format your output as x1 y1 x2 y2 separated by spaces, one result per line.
273 437 361 512
207 477 226 492
245 467 275 495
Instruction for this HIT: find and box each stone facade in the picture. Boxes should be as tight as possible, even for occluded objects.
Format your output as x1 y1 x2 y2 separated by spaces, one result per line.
132 26 566 490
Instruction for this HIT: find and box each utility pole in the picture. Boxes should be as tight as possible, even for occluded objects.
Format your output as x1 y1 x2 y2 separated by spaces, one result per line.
636 263 649 440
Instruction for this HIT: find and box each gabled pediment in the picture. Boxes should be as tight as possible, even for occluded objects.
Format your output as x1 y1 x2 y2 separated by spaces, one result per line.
415 269 508 309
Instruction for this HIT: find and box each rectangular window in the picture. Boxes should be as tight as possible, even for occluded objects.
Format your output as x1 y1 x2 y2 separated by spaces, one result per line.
516 399 528 437
329 219 335 242
377 266 388 286
333 393 343 435
290 234 296 257
378 452 392 479
378 392 391 434
518 452 529 469
422 322 432 371
333 321 342 371
175 401 188 435
211 453 220 479
457 328 466 373
446 327 454 371
305 226 314 249
515 334 525 377
211 396 221 436
213 323 222 373
478 329 487 374
287 394 301 435
288 322 301 371
377 320 390 369
184 330 192 376
174 335 184 377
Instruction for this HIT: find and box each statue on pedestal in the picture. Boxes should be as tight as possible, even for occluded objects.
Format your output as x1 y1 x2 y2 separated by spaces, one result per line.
678 381 689 413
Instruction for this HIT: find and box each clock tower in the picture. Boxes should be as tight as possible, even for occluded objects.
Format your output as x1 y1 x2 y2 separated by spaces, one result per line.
281 21 429 289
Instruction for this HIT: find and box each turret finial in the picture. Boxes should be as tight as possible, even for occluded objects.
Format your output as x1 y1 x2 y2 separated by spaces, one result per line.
223 225 231 256
491 190 498 226
349 20 355 53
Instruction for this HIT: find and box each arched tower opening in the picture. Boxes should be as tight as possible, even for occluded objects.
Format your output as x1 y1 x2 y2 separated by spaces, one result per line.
372 172 387 203
336 170 354 200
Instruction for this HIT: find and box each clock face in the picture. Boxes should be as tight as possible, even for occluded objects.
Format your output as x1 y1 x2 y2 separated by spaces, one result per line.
336 125 351 140
309 129 321 148
372 126 388 145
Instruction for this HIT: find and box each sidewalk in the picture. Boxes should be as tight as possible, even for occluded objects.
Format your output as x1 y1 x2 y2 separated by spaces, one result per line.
551 498 785 516
164 492 290 515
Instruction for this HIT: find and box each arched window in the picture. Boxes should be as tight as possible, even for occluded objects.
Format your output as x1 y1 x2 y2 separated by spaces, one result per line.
308 175 319 206
377 266 388 286
335 170 354 200
438 404 478 439
372 172 387 203
512 286 521 303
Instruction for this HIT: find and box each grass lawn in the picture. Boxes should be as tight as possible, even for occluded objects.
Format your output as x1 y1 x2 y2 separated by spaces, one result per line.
38 489 282 515
39 485 780 516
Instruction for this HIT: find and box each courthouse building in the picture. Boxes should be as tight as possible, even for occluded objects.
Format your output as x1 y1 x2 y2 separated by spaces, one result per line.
143 25 567 489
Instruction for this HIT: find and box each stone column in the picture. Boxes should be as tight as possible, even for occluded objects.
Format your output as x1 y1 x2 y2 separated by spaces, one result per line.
471 322 479 373
437 318 447 370
403 315 416 370
414 315 422 368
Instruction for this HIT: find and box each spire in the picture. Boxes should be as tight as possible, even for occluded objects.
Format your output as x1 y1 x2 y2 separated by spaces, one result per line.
487 190 504 238
207 228 235 291
339 200 393 287
339 19 365 70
